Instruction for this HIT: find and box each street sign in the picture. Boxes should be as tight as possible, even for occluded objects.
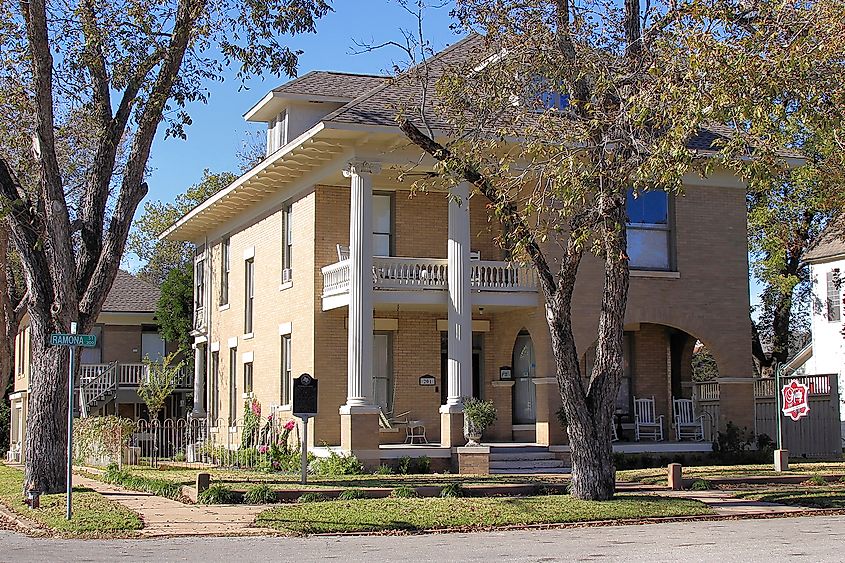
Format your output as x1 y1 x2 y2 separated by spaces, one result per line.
781 380 810 421
49 333 97 348
293 373 318 417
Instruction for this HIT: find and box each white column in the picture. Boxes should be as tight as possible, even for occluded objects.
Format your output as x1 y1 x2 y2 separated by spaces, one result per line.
342 159 381 411
191 344 206 417
443 181 473 412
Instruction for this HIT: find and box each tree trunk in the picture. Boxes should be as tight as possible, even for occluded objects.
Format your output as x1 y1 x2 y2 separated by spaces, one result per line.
24 339 69 494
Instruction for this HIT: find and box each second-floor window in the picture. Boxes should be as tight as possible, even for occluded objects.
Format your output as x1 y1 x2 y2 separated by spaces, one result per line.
220 238 230 306
195 258 205 310
267 110 288 155
281 334 292 406
209 351 219 424
244 361 254 394
282 204 293 283
229 347 237 426
245 258 255 334
827 270 841 322
626 189 672 270
373 193 393 256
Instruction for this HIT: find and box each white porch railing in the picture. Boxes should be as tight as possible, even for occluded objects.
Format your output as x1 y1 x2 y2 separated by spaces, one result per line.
194 305 206 331
321 257 539 297
693 381 720 401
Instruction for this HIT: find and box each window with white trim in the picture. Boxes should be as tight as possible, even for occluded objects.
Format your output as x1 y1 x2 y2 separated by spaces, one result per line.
220 238 230 306
827 270 841 322
228 347 237 426
209 351 219 423
266 110 288 155
281 204 293 283
373 193 393 256
195 258 205 311
244 258 255 334
626 189 672 270
281 334 292 406
244 361 254 395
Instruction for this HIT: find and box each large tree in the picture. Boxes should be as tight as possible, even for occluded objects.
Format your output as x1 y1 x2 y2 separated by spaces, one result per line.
0 0 330 494
394 0 843 499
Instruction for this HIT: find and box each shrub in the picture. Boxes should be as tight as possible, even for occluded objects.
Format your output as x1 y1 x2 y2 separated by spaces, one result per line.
690 479 711 491
415 456 432 474
173 451 186 463
374 464 393 475
337 489 366 501
311 451 365 476
198 484 235 504
391 486 418 498
462 397 497 434
439 483 466 498
807 475 828 486
243 484 277 504
298 492 328 503
397 456 412 475
73 416 135 466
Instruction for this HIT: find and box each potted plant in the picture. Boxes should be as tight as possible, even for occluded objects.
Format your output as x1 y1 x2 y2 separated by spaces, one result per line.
462 397 497 446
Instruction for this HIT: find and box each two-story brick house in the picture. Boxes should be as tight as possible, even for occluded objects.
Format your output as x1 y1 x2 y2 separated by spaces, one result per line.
163 35 758 468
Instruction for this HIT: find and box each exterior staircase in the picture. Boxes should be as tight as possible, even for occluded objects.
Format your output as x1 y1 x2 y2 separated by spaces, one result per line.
488 445 570 474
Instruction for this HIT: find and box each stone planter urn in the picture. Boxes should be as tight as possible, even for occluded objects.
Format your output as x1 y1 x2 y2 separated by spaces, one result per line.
463 417 483 446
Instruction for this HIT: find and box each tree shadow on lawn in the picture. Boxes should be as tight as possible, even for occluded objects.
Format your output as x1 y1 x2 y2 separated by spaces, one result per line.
747 489 845 509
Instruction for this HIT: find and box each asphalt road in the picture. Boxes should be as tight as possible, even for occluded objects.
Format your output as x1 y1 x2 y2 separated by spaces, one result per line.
1 515 844 562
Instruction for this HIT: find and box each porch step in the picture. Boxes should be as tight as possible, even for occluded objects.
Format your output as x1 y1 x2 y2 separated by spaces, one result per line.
486 445 570 474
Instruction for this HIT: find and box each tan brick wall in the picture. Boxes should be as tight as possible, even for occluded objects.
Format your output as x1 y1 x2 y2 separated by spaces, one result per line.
632 323 671 421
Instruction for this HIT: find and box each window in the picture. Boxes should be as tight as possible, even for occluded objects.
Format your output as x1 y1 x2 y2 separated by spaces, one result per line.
80 325 103 364
266 110 288 155
195 258 205 310
827 270 842 322
373 193 393 256
220 238 230 306
281 334 292 405
209 351 219 423
281 204 293 283
539 91 570 111
372 332 394 412
229 348 237 426
244 258 255 334
626 189 671 270
244 362 253 395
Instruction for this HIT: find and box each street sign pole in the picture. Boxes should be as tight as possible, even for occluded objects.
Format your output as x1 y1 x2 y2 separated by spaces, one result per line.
300 415 309 485
775 363 784 451
66 322 77 520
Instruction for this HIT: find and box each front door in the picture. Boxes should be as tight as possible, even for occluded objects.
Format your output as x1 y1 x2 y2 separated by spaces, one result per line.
373 333 393 412
512 331 536 424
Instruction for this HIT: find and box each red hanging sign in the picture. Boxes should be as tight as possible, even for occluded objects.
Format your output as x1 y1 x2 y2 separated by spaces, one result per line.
781 380 810 421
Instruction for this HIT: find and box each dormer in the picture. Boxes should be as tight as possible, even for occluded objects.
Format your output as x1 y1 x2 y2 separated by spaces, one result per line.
244 71 388 157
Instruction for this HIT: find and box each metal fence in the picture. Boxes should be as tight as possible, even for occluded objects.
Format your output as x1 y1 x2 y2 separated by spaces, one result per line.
129 414 301 469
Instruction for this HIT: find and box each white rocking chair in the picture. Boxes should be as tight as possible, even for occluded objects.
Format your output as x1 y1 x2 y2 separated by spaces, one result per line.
673 397 705 441
634 396 664 441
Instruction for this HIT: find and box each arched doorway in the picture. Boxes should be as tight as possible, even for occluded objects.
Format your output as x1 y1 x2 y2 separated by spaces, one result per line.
512 330 536 424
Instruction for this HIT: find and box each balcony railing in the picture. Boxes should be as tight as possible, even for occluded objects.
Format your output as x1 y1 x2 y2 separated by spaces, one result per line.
79 362 194 390
321 256 538 297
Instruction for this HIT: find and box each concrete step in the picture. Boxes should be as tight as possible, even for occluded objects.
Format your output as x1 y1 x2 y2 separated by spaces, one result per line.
489 459 567 470
487 446 549 454
490 452 557 461
490 467 571 475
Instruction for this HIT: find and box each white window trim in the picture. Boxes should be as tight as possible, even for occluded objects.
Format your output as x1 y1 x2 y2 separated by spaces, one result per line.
211 341 221 352
227 337 238 349
243 246 255 260
279 322 292 336
242 351 254 363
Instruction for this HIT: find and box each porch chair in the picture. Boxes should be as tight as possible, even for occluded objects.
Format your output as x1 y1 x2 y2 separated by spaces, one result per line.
611 422 619 442
378 408 411 430
633 396 665 441
336 244 350 261
672 397 706 441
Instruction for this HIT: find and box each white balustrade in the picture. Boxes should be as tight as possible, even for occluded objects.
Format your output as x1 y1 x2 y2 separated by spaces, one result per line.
120 363 149 386
321 257 539 297
694 381 720 401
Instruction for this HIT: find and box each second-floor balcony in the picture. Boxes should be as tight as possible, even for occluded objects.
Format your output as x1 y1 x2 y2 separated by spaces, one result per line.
321 256 539 310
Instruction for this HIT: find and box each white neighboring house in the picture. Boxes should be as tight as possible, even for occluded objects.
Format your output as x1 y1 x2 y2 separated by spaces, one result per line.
798 216 845 442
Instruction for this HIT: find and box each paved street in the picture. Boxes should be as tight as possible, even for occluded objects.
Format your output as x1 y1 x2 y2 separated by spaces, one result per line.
1 515 844 562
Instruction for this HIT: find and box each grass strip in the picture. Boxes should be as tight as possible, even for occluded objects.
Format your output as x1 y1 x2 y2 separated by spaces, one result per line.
0 464 142 536
256 494 711 534
733 485 845 509
618 462 845 486
98 464 184 500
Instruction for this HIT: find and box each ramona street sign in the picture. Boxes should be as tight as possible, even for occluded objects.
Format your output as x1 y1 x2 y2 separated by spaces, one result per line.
49 333 97 348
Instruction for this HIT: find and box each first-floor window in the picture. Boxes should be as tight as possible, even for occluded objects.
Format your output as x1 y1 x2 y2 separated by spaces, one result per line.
372 332 393 413
281 335 292 405
229 348 237 426
244 258 255 334
244 362 254 395
209 351 219 423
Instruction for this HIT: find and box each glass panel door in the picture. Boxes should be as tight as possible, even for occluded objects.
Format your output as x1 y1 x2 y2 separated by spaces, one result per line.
512 331 536 424
372 333 392 412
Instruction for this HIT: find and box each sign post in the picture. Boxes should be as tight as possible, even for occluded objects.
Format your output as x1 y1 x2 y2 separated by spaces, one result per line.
292 373 318 485
49 324 97 519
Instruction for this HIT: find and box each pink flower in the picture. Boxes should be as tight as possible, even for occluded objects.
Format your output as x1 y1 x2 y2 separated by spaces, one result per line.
258 445 269 454
284 420 296 431
251 400 261 417
267 414 273 421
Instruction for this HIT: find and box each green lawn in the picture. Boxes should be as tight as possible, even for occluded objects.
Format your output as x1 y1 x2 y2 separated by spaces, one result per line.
256 494 711 534
618 462 845 486
120 466 568 490
0 464 142 536
733 484 845 509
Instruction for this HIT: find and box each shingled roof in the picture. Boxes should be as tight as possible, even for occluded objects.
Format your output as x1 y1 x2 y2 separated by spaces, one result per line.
101 270 161 313
273 70 388 100
805 214 845 263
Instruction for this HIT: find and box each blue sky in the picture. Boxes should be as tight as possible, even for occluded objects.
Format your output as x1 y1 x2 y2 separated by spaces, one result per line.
142 1 460 211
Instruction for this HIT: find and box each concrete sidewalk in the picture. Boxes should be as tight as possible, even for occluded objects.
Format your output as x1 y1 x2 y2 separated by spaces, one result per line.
73 474 270 537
